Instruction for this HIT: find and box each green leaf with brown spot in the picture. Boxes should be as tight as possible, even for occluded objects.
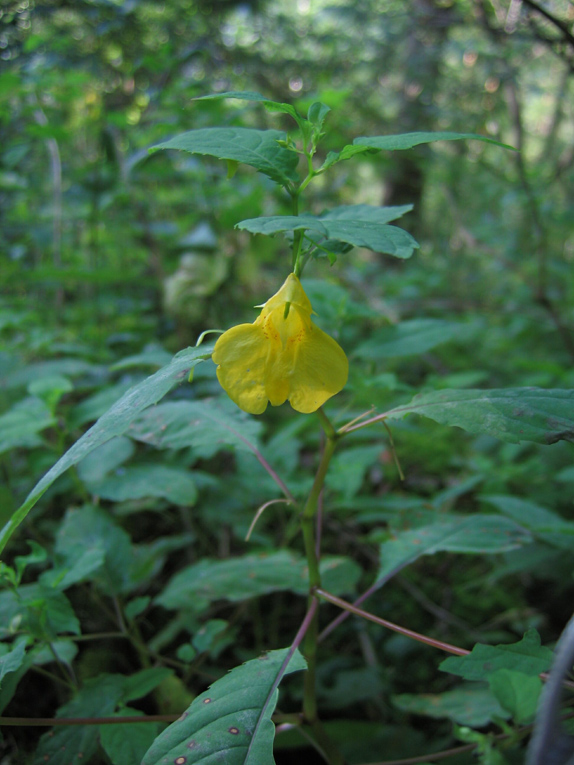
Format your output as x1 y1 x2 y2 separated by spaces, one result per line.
142 648 307 765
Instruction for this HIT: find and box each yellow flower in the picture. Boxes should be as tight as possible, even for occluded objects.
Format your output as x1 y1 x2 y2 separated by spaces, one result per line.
212 274 348 415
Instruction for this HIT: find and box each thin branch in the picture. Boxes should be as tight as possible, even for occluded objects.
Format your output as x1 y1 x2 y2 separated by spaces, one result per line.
315 588 469 656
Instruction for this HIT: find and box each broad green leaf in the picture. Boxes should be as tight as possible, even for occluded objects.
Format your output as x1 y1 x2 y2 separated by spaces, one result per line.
34 674 126 765
0 397 55 454
89 464 198 506
440 630 553 681
0 345 212 557
393 685 509 727
195 91 302 123
482 494 574 550
355 319 469 359
127 398 263 459
489 669 541 724
0 635 28 683
237 207 418 258
100 709 161 765
374 513 530 584
150 128 300 186
141 648 306 765
156 551 361 612
353 131 516 152
385 388 574 444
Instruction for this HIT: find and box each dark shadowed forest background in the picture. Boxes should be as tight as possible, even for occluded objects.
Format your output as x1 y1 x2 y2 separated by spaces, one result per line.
1 1 574 764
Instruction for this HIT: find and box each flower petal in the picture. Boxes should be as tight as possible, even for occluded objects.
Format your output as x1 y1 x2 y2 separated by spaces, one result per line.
288 322 349 414
212 324 272 415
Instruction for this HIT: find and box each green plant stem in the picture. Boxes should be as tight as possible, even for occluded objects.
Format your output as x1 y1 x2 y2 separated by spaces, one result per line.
300 410 344 764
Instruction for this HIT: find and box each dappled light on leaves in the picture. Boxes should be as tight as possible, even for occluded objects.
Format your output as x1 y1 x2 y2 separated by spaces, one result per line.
212 273 348 414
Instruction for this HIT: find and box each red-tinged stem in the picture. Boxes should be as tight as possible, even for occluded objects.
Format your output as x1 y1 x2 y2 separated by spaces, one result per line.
315 588 469 656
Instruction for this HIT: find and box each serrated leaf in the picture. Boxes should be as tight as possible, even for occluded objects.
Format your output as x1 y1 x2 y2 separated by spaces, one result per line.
393 684 509 727
482 494 574 550
489 669 542 724
141 648 306 765
237 207 418 258
374 513 531 584
440 630 553 681
353 131 516 152
0 397 55 454
0 346 212 557
156 551 361 612
127 398 263 459
100 709 161 765
355 319 468 359
89 464 198 506
34 674 126 765
150 127 299 186
385 388 574 445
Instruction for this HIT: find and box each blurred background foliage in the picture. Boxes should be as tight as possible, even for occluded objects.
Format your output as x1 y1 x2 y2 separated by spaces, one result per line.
1 0 574 763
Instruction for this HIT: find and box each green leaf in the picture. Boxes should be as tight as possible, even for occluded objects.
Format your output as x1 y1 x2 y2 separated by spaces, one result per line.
0 635 28 684
100 709 161 765
440 630 553 681
353 131 516 152
0 641 34 714
76 436 135 485
319 144 372 171
482 494 574 550
307 101 330 130
49 506 134 596
374 512 531 584
89 464 198 506
0 345 212 557
0 397 55 454
488 669 542 724
150 128 300 186
34 674 126 765
141 648 306 765
156 551 361 612
127 398 263 459
122 667 174 703
0 584 80 639
28 375 73 412
385 388 574 444
236 206 418 258
393 685 509 727
195 91 302 122
355 319 469 359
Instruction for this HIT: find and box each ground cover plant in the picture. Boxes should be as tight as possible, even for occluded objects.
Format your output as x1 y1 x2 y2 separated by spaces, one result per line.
2 2 574 764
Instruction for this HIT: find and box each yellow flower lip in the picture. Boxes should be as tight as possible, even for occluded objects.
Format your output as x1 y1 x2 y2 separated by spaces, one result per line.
212 274 349 415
